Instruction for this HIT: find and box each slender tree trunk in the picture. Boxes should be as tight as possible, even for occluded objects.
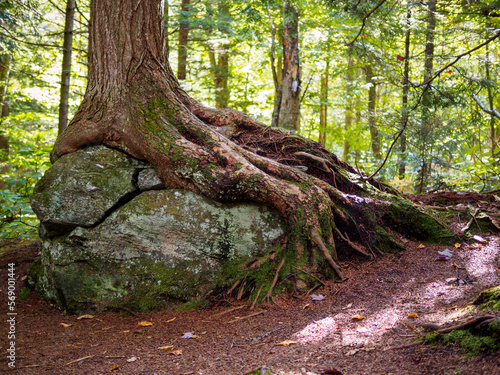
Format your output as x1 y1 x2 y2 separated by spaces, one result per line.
268 6 282 128
58 0 76 135
365 64 382 159
0 54 11 117
399 2 411 179
343 54 355 162
277 0 300 131
485 40 497 163
318 59 329 147
417 0 436 193
0 54 11 189
208 47 230 108
164 0 170 59
177 0 190 80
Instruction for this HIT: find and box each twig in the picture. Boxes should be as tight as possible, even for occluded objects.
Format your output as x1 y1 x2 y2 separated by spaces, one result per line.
459 208 480 236
210 305 245 318
334 228 372 258
437 315 496 334
227 310 265 324
293 266 326 286
347 0 388 46
384 340 424 351
66 355 95 365
265 258 286 301
250 285 264 310
261 327 284 339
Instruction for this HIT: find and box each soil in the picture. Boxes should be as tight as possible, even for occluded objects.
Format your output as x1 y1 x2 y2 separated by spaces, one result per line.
1 200 500 374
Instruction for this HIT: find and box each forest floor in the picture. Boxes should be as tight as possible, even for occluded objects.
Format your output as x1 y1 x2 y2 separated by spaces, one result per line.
0 194 499 375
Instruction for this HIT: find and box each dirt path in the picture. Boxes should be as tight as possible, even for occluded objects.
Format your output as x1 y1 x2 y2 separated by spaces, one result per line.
0 234 499 375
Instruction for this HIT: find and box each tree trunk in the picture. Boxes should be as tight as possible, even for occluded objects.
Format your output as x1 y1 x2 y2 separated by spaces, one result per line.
58 0 76 135
399 3 411 179
164 0 170 59
177 0 190 80
277 0 300 131
318 60 329 147
208 46 230 109
0 54 11 117
485 40 497 163
268 7 282 128
50 0 455 296
343 54 355 162
0 54 11 189
365 64 382 159
417 0 436 193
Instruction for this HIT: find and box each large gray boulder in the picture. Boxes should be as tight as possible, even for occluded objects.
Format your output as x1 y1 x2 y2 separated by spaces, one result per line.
28 146 286 313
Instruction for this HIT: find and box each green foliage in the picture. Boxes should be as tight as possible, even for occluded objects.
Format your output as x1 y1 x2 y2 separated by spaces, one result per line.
0 113 56 239
18 286 30 301
442 329 499 356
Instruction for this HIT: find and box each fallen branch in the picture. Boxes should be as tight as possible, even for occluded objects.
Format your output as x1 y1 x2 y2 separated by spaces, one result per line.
210 305 245 319
437 315 497 334
227 310 265 324
265 258 286 302
66 355 95 365
250 285 264 310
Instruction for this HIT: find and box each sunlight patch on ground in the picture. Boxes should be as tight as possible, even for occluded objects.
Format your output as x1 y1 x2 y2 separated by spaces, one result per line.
294 316 338 344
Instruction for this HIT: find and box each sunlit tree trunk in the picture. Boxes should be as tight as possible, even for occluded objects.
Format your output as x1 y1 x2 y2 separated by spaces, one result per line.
164 0 170 59
485 39 498 164
416 0 436 193
318 59 329 147
343 54 355 162
277 0 300 131
177 0 190 80
399 2 411 179
58 0 76 135
365 64 382 159
0 53 11 189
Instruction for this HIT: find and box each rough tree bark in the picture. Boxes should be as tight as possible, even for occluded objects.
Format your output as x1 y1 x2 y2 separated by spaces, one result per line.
365 64 382 160
277 0 300 131
51 0 455 288
417 0 436 193
177 0 190 80
58 0 76 135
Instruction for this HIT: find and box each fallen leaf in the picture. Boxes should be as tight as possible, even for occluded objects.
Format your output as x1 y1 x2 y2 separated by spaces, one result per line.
276 340 298 346
138 321 153 327
408 313 418 318
122 330 130 333
474 243 482 248
111 364 119 371
473 235 486 243
343 303 353 310
351 315 365 321
158 345 175 350
126 357 138 362
166 317 176 323
61 323 73 328
170 349 182 356
311 294 325 301
77 314 94 320
21 275 27 281
417 244 425 249
454 243 461 248
303 303 311 309
181 332 193 339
